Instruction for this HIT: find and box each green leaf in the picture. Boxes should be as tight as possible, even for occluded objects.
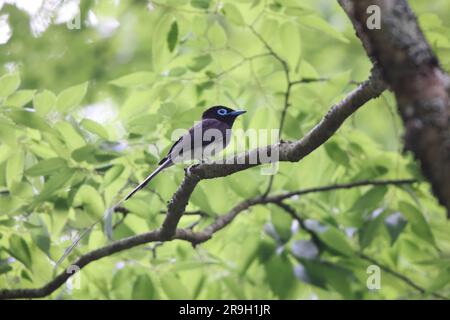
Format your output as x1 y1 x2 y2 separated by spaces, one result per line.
128 114 159 135
257 239 277 263
298 15 349 43
384 212 408 245
119 90 153 121
167 21 178 52
25 158 68 177
109 72 155 88
6 151 24 189
297 260 355 298
324 141 350 166
350 186 387 214
72 145 119 164
207 22 227 47
359 209 384 249
0 118 16 146
222 3 245 26
190 184 214 213
31 230 51 255
7 235 32 269
56 82 88 112
161 273 190 299
317 226 354 257
132 274 157 299
74 185 105 219
0 144 13 165
270 206 292 243
102 165 125 187
6 110 54 133
0 264 12 275
399 202 436 247
191 0 210 9
280 21 301 69
0 73 20 98
33 90 57 115
264 253 295 298
188 54 213 72
36 168 75 201
55 121 86 150
4 90 36 107
426 268 450 294
80 119 109 140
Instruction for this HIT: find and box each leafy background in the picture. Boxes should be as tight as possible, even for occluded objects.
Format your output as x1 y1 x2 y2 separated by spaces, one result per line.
1 0 450 299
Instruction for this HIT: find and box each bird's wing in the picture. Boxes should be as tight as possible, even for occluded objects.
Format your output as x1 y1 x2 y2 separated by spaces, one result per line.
167 119 231 162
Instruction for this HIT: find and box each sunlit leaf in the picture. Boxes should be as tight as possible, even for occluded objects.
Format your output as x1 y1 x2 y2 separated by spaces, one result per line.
0 73 20 98
207 22 227 47
33 90 57 115
188 54 213 72
7 235 32 269
399 202 436 247
80 119 109 140
132 274 157 300
160 273 190 299
222 3 245 26
6 151 24 189
56 82 88 112
4 90 36 107
25 158 68 177
109 72 155 88
191 0 210 9
299 15 349 43
36 168 75 201
6 110 54 133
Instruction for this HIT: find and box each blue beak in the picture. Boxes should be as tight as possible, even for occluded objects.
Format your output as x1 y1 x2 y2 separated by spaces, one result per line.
229 110 246 116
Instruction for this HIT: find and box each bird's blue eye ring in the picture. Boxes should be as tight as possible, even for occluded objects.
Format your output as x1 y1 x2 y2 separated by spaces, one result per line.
217 108 228 116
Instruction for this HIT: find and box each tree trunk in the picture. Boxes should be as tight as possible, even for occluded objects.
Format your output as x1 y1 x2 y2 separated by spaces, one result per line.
338 0 450 217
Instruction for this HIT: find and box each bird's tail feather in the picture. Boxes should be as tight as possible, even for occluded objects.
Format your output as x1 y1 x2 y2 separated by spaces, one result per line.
125 159 172 201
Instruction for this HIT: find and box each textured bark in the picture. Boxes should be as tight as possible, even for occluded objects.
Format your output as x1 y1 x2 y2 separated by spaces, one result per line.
339 0 450 216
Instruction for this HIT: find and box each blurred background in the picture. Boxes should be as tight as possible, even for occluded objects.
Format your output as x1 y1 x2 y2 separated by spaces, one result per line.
0 0 450 299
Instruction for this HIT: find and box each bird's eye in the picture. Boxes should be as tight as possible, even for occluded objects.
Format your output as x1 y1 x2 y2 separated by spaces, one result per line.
217 108 228 116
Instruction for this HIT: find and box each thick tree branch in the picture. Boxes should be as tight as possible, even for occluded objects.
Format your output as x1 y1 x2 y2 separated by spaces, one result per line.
338 0 450 216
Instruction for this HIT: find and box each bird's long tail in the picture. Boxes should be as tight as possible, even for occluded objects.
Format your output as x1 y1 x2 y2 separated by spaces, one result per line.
124 158 172 201
54 159 172 270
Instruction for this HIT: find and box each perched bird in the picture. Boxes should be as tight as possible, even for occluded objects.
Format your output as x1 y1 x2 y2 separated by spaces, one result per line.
124 105 246 200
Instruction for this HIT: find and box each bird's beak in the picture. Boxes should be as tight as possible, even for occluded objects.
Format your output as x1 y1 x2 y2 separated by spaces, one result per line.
229 110 246 116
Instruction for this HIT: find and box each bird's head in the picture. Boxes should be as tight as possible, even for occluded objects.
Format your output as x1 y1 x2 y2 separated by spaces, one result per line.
202 106 246 126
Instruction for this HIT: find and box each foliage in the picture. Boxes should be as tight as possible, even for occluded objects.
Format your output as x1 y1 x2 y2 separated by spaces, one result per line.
0 0 450 299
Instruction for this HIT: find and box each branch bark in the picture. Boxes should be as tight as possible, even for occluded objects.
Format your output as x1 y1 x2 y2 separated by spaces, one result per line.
338 0 450 216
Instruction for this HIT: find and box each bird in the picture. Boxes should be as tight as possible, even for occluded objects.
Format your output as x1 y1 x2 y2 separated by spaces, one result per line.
124 105 246 200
